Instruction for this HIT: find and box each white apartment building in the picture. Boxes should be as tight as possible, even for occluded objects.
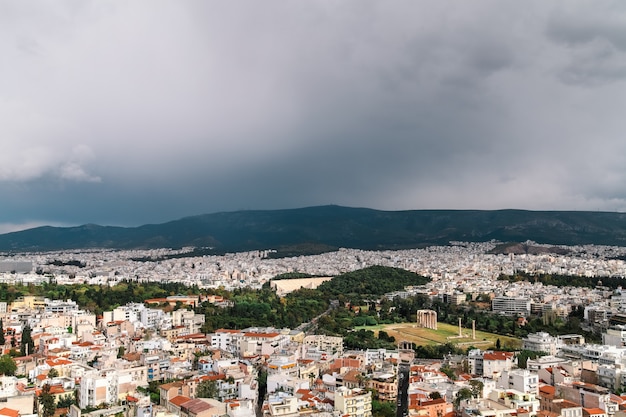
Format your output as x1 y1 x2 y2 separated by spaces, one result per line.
488 388 540 416
603 326 626 347
523 332 558 355
334 387 372 417
363 348 399 366
526 355 568 371
266 394 299 417
45 299 79 314
70 310 97 330
172 309 205 334
139 307 167 329
467 350 514 378
236 331 289 357
597 363 626 391
79 369 118 408
498 369 539 395
303 335 344 355
210 329 241 353
267 355 299 378
103 305 139 324
492 296 531 316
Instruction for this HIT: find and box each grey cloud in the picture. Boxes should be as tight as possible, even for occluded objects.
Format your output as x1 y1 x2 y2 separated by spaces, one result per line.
547 5 626 51
547 4 626 84
558 38 626 85
2 1 626 230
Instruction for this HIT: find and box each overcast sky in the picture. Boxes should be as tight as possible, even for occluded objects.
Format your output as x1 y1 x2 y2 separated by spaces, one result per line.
2 1 626 233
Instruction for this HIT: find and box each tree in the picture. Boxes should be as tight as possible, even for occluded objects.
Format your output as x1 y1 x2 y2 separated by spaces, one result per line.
440 364 455 380
468 380 484 399
372 399 395 417
429 392 442 400
516 350 545 369
57 393 76 408
0 355 17 376
196 380 219 399
20 324 35 356
0 319 5 345
48 368 59 378
454 388 473 409
39 384 57 417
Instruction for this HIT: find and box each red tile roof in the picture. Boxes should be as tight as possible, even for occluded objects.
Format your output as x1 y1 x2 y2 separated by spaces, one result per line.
170 395 192 407
182 398 215 413
483 351 514 361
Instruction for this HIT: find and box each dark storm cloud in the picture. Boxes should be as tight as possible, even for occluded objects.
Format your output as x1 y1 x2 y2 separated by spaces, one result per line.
2 1 626 233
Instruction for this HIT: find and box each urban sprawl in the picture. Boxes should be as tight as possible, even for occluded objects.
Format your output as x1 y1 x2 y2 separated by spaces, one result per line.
3 241 626 417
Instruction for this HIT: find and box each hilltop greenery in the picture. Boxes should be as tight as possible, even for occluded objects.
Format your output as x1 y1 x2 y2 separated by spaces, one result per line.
317 265 430 300
200 266 430 331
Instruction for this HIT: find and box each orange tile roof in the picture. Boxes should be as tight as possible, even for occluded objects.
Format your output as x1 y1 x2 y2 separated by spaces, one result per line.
421 398 447 406
0 408 19 417
537 411 560 417
49 385 65 395
170 395 192 407
160 381 184 390
199 373 226 381
583 408 606 415
483 351 514 361
46 357 72 366
243 332 280 338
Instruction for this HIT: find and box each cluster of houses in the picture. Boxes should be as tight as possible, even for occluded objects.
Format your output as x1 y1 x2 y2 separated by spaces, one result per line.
7 292 626 417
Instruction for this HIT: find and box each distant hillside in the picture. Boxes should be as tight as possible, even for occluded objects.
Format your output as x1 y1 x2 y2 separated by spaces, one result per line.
2 205 626 253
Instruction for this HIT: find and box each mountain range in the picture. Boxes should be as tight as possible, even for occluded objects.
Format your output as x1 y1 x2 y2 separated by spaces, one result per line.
1 205 626 253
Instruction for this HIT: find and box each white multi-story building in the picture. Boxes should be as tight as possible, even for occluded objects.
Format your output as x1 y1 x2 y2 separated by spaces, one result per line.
210 329 241 353
79 370 117 408
467 350 514 378
236 331 289 357
303 335 344 355
363 348 398 366
45 299 79 314
172 309 205 334
603 326 626 347
523 332 558 355
498 369 539 395
492 296 531 316
266 394 299 417
103 305 139 324
334 387 372 417
488 388 540 416
139 306 166 329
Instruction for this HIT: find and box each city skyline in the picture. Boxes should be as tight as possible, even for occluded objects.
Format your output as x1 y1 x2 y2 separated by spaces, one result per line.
2 1 626 233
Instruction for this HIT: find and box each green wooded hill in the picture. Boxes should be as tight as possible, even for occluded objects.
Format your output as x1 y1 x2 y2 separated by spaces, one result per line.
2 205 626 253
318 265 430 298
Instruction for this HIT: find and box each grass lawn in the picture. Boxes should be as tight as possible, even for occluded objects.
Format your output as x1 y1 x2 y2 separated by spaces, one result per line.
356 321 522 350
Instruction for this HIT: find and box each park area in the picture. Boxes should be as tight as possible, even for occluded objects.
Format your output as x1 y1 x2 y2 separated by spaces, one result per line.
357 321 522 350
